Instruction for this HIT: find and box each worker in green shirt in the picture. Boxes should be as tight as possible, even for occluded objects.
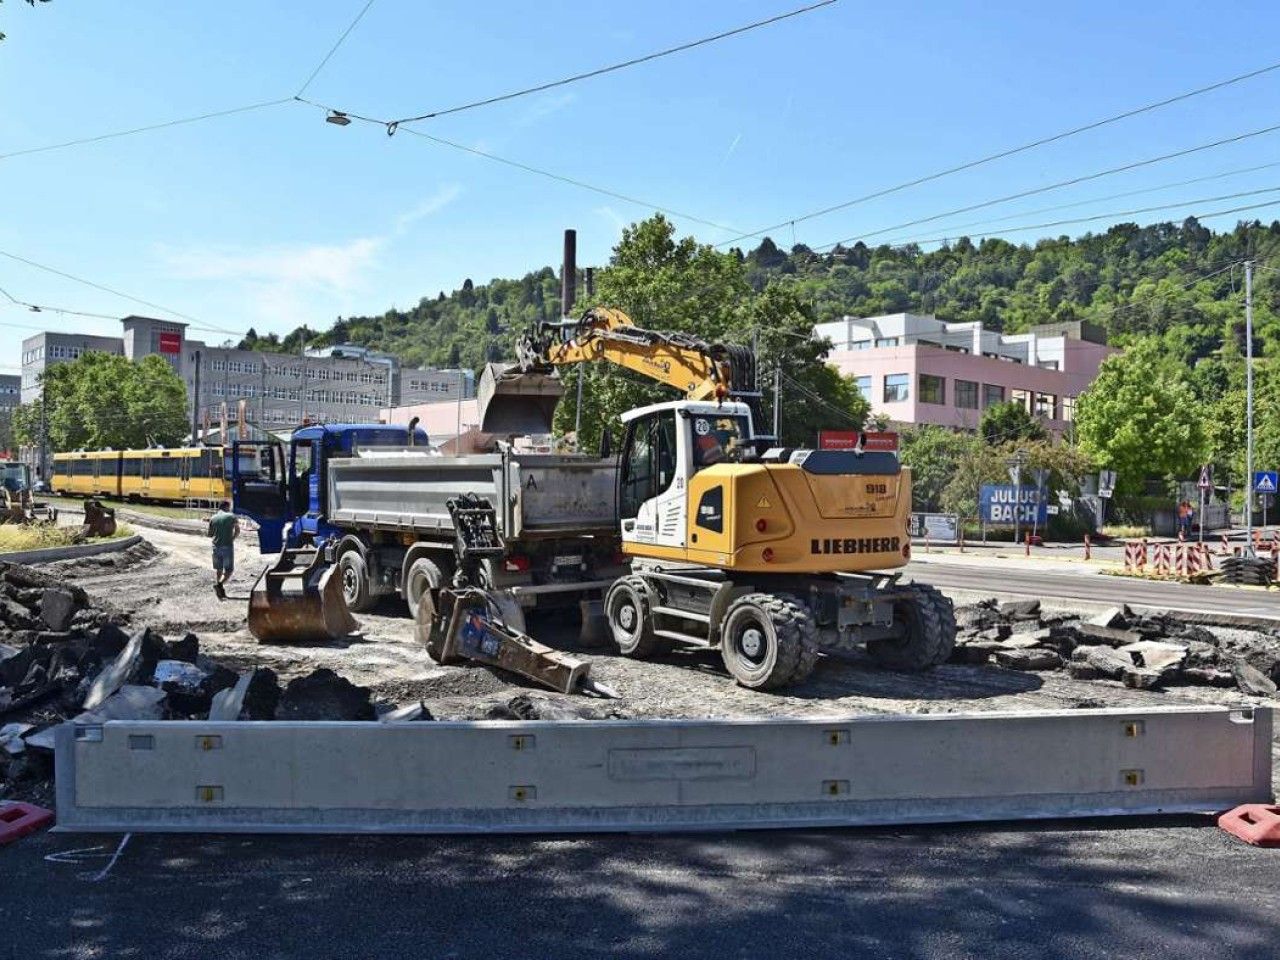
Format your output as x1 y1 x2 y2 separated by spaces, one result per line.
207 500 240 600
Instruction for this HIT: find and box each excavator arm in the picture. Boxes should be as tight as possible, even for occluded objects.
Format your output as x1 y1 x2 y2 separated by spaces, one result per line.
480 307 760 436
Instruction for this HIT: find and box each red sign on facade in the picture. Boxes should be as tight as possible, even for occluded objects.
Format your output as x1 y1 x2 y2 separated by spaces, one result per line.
818 430 899 452
158 331 181 354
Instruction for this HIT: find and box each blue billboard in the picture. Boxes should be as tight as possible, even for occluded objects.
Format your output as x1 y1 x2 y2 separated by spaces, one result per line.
979 485 1048 526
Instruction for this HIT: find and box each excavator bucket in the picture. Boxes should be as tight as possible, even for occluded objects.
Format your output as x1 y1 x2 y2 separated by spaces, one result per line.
247 547 359 643
80 499 115 538
477 362 565 436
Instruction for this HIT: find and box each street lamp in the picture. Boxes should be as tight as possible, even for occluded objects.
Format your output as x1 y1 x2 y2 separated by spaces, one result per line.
1005 449 1030 545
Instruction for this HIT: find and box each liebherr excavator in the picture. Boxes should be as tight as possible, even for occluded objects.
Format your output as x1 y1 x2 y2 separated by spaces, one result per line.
479 307 956 689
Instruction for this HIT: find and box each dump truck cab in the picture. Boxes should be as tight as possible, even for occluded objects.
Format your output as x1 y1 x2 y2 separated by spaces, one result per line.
232 423 429 554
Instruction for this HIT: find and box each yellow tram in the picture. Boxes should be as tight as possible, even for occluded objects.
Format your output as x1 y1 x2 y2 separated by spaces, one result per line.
51 446 243 504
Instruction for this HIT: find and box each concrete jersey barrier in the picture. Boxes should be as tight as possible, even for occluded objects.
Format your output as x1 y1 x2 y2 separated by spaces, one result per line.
0 534 143 566
54 705 1272 835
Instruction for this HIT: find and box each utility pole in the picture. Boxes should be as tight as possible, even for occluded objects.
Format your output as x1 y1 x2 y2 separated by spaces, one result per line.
772 363 781 439
455 369 463 451
190 349 201 443
1245 259 1256 557
259 358 266 435
298 342 308 425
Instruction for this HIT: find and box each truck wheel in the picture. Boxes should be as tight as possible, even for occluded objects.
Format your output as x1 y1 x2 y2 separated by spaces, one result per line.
719 593 819 690
404 557 443 622
605 575 669 658
868 583 954 671
338 550 376 613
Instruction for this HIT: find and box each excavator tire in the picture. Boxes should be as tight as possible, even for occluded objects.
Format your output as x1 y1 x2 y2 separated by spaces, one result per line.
719 592 819 690
868 582 955 671
605 575 670 659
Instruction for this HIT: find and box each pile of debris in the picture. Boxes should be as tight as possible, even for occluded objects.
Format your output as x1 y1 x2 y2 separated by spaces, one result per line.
950 598 1280 696
0 560 393 805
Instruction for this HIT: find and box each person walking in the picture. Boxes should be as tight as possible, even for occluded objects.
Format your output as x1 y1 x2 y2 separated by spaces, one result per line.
207 500 239 600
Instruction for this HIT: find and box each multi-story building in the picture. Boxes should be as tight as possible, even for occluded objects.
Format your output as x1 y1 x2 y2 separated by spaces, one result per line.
18 315 477 464
0 374 20 458
814 313 1118 433
20 332 126 405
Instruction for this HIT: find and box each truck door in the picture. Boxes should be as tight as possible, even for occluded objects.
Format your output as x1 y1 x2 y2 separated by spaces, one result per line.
289 437 324 541
617 409 683 549
232 440 288 553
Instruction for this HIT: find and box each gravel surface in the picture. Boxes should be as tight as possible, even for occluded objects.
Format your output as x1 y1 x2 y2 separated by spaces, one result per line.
50 528 1280 729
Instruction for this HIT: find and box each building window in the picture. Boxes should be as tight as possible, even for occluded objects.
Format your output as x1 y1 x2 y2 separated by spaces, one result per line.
983 383 1005 408
854 376 872 401
918 373 945 405
1038 360 1059 370
1035 393 1057 419
1061 396 1076 422
955 379 979 409
884 373 909 403
874 337 899 348
1011 388 1032 412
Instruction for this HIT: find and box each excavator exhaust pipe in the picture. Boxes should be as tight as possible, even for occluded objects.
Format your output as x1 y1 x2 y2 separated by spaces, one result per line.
477 362 565 437
247 547 359 643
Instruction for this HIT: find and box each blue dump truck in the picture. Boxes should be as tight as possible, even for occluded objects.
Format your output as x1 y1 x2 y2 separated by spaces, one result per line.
231 423 623 626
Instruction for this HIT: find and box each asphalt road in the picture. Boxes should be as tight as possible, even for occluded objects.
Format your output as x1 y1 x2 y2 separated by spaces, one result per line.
3 816 1277 960
907 557 1280 620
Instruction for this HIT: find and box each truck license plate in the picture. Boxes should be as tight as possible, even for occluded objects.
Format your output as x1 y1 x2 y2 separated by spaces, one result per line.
553 554 583 567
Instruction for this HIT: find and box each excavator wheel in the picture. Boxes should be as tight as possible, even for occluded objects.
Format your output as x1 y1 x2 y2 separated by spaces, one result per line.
868 583 955 671
718 592 819 690
605 575 670 659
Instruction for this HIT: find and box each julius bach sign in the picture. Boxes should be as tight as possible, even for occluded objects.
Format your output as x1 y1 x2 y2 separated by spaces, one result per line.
980 485 1048 525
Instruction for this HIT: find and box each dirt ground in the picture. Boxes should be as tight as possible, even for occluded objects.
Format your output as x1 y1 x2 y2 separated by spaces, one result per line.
41 525 1280 728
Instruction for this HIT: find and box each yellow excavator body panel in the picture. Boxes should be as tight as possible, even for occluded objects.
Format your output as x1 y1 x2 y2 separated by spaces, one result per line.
623 462 912 574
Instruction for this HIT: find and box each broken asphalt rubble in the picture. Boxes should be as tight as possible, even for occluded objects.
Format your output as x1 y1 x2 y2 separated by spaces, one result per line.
952 598 1280 694
0 560 401 804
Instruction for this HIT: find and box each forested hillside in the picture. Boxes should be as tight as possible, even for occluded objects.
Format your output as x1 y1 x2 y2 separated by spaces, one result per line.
240 217 1280 371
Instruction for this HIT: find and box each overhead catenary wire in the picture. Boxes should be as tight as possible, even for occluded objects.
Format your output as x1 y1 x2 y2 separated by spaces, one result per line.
719 59 1280 247
292 97 742 234
296 0 379 97
810 122 1280 252
864 185 1280 250
384 0 839 127
0 99 293 163
866 158 1280 244
0 250 246 338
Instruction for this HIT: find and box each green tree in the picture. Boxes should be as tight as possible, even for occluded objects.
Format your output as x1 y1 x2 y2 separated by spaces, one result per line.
1075 339 1209 496
979 401 1047 444
900 425 981 512
17 352 189 452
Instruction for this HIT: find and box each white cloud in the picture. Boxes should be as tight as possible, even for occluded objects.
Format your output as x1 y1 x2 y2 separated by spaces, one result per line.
394 183 463 232
162 236 383 292
513 92 577 129
594 205 627 234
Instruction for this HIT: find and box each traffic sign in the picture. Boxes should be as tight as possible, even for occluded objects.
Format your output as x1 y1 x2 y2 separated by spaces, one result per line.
1198 464 1213 491
1253 471 1278 494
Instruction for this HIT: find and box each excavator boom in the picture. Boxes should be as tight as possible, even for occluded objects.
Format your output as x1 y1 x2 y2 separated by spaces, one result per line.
479 307 758 436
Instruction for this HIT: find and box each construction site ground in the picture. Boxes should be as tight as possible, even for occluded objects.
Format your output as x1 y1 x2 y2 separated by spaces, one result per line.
48 525 1280 728
13 528 1280 960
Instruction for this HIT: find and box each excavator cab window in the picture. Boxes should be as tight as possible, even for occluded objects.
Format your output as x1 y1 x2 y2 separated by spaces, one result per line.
619 410 677 520
690 414 750 470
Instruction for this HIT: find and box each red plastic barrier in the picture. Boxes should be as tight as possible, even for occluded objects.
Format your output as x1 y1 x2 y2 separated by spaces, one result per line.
1218 804 1280 847
0 801 54 846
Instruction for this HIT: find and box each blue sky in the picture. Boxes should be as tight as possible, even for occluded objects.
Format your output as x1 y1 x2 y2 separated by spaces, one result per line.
3 0 1280 370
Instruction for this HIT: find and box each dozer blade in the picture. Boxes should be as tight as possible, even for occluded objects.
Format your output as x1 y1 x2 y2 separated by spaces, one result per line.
477 362 565 436
247 546 359 643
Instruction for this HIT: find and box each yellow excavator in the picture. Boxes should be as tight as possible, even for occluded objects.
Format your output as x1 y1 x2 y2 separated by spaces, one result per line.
480 307 956 689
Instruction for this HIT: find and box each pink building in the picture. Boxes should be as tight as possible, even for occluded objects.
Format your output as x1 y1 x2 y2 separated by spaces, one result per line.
816 313 1118 433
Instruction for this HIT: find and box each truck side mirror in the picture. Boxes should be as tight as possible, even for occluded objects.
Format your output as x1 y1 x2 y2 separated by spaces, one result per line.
599 427 613 459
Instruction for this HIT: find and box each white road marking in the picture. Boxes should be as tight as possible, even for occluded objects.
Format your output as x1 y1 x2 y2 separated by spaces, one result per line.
90 833 132 882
